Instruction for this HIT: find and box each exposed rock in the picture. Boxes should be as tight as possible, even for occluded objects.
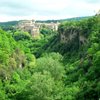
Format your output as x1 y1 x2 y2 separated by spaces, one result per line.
60 27 87 46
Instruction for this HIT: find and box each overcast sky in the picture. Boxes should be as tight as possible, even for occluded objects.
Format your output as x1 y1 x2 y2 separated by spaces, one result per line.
0 0 100 22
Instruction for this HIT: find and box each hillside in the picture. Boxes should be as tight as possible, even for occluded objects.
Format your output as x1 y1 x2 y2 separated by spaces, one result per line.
0 16 90 26
0 15 100 100
0 21 19 26
36 16 91 23
43 15 100 99
0 16 90 32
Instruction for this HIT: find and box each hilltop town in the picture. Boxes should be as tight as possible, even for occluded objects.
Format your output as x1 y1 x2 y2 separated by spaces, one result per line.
16 19 59 37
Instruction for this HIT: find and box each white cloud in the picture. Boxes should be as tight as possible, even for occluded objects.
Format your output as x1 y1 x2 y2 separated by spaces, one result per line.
0 0 100 22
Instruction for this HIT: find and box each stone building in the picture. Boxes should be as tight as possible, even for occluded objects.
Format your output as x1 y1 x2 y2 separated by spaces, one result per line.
17 19 59 38
42 22 59 31
17 20 40 38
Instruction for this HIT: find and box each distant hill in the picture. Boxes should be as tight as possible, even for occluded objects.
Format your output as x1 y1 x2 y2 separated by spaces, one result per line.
0 21 19 27
0 16 91 27
0 21 19 31
36 16 91 23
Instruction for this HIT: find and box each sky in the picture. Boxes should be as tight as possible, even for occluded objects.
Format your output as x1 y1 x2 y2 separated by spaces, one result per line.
0 0 100 22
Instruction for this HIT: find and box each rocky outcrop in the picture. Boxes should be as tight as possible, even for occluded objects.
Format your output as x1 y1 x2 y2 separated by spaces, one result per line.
60 26 87 45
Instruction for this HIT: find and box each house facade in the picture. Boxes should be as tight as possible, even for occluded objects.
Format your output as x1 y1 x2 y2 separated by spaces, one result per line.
17 19 59 37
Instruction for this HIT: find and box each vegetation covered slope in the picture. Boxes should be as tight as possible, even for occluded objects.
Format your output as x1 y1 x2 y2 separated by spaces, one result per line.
0 15 100 100
43 15 100 100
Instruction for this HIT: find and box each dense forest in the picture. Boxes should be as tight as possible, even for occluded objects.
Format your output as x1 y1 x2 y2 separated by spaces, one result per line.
0 15 100 100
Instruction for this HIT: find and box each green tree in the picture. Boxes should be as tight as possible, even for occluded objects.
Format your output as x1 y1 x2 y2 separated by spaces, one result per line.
16 71 64 100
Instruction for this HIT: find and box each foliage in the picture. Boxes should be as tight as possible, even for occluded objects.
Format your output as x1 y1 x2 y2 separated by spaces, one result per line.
13 30 31 41
16 71 64 100
0 15 100 100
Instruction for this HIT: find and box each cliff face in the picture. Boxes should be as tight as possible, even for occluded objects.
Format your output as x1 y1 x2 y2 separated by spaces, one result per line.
60 28 87 44
59 22 88 47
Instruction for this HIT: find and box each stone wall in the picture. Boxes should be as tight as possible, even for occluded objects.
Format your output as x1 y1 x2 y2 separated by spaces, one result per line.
17 20 40 37
17 20 59 38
